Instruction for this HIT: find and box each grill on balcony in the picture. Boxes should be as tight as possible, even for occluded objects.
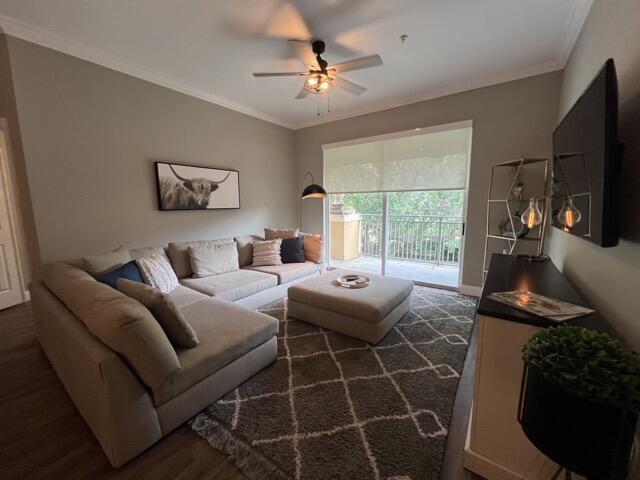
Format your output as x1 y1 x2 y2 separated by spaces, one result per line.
359 214 463 266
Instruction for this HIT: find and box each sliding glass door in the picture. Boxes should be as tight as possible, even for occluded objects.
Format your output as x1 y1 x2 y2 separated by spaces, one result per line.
328 193 383 275
323 121 472 288
327 190 464 287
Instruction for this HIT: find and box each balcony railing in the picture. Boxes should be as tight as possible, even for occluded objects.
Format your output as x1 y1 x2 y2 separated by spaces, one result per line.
360 213 463 266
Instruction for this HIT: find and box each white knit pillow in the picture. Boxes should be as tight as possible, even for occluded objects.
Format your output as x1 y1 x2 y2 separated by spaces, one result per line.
136 254 179 293
252 239 282 266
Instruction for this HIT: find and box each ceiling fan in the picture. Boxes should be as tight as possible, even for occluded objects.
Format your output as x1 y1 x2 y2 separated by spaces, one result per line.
253 40 382 99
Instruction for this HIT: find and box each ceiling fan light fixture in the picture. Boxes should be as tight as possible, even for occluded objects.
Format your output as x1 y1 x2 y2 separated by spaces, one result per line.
304 73 333 95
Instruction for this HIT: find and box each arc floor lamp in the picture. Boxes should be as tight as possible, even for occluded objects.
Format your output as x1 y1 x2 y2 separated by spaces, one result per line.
299 171 327 229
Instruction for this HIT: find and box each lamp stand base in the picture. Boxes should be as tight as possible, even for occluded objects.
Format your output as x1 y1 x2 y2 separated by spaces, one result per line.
551 466 573 480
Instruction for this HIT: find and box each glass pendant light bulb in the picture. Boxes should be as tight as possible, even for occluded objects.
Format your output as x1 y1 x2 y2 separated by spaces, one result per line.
521 197 543 229
558 195 582 231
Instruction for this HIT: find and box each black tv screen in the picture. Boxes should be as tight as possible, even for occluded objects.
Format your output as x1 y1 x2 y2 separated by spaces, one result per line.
552 58 619 247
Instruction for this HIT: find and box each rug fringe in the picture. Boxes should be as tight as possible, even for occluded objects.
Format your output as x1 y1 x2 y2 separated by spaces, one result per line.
190 412 290 480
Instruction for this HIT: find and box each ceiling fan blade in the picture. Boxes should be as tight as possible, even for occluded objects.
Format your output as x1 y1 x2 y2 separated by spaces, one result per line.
330 54 382 74
253 72 309 77
289 39 319 69
295 85 310 99
333 76 367 95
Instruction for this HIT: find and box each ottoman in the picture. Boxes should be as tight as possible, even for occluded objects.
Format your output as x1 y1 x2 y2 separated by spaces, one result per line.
287 269 414 344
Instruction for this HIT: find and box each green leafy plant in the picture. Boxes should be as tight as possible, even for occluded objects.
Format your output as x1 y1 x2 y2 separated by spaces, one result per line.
522 326 640 411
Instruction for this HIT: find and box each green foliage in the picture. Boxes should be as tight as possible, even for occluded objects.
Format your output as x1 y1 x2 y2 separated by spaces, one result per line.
522 326 640 411
335 191 464 217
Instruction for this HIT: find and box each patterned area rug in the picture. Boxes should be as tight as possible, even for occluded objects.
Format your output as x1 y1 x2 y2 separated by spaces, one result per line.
191 286 476 480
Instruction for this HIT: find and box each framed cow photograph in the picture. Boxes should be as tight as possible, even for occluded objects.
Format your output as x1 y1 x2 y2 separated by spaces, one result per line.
155 162 240 211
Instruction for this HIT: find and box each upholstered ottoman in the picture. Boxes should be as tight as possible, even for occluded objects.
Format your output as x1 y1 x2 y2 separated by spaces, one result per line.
287 269 413 344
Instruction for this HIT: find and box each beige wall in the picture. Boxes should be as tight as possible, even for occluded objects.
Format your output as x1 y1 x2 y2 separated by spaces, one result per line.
546 0 640 350
6 37 297 267
294 72 562 288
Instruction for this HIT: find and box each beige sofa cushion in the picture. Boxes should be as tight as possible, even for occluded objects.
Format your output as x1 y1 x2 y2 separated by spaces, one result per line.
154 297 278 405
265 228 299 240
83 246 131 277
287 269 413 323
168 238 234 278
117 279 199 348
301 233 324 263
243 261 320 284
166 285 209 308
180 269 277 301
129 245 170 262
234 234 264 267
188 243 239 278
42 262 180 393
252 238 282 266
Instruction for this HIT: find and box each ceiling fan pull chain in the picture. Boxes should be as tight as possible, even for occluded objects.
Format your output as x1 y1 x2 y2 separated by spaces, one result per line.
316 102 320 116
327 94 330 113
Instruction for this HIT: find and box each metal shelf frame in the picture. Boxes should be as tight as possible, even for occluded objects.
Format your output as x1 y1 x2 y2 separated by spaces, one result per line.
482 158 550 284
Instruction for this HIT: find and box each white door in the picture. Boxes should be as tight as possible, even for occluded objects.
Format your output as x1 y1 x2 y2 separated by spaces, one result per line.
0 129 25 309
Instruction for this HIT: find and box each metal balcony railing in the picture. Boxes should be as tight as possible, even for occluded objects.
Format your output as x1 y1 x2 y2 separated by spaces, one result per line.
360 214 463 266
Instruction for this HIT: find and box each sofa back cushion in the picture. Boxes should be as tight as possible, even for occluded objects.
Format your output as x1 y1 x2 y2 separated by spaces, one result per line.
167 238 234 278
129 245 170 262
117 279 199 348
42 262 181 392
83 246 132 277
234 234 265 267
252 238 283 266
264 228 299 240
188 243 239 277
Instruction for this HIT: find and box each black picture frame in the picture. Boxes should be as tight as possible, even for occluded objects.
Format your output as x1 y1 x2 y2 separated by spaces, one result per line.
154 161 240 211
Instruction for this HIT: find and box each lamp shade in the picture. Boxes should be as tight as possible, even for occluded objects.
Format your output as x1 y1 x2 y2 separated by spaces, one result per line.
301 183 327 199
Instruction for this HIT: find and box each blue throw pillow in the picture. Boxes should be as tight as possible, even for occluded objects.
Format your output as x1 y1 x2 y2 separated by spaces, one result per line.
280 237 305 263
100 260 144 289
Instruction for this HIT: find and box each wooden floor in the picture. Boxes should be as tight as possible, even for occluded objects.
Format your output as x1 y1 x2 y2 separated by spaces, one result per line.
0 301 481 480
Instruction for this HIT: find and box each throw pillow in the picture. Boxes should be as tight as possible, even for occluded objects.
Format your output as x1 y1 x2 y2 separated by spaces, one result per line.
99 260 143 289
302 233 324 263
188 242 239 277
167 238 235 278
83 246 131 277
252 238 283 266
117 278 199 348
264 228 299 240
136 254 180 293
280 237 305 263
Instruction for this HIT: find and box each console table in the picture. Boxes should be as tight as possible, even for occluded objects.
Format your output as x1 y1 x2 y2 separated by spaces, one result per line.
464 254 606 480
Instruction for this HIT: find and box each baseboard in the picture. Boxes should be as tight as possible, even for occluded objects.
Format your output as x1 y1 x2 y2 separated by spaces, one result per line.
460 284 482 297
23 290 30 302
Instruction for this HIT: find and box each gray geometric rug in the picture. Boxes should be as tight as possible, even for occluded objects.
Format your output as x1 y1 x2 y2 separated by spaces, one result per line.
191 286 476 480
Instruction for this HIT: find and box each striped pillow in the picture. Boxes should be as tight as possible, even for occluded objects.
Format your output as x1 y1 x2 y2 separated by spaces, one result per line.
136 254 179 293
252 239 283 266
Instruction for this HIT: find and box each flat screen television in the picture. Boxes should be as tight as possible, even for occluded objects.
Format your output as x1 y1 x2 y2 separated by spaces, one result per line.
552 58 619 247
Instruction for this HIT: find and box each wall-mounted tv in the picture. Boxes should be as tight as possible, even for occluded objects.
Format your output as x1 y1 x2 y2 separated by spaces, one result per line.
552 58 619 247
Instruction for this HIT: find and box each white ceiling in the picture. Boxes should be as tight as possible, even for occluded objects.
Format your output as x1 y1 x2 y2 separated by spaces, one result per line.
0 0 592 129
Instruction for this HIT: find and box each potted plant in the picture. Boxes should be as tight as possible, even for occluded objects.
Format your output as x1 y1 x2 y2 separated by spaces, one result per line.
520 326 640 479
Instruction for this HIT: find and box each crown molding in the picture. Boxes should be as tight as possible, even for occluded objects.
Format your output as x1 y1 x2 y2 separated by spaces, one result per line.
0 14 295 129
0 0 592 132
555 0 593 69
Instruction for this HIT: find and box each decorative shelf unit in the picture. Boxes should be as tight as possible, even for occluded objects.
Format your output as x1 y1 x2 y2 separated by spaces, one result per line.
482 158 550 284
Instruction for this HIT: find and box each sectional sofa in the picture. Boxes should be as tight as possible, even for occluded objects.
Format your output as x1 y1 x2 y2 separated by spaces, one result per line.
31 234 323 467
